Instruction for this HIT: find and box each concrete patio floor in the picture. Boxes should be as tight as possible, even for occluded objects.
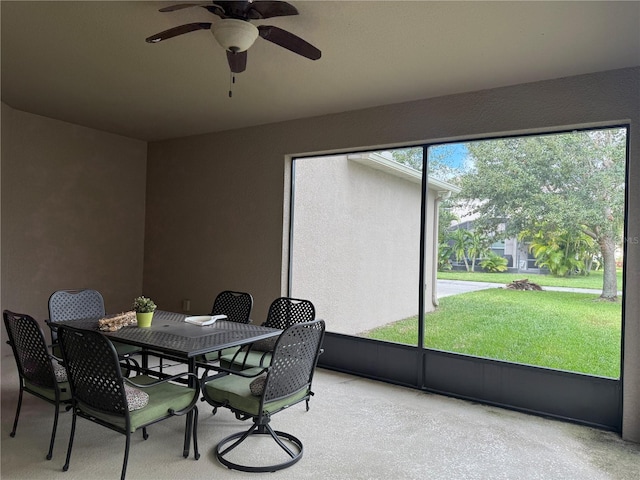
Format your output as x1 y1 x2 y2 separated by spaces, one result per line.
2 353 639 480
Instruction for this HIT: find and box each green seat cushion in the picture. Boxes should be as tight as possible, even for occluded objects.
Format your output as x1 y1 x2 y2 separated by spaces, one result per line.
204 368 309 416
219 350 272 370
25 379 72 402
77 375 196 433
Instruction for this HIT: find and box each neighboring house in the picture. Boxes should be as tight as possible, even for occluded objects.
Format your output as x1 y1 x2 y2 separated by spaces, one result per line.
290 151 459 335
448 218 541 273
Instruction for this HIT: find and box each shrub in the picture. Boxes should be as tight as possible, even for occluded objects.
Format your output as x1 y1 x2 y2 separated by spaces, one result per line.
480 253 508 272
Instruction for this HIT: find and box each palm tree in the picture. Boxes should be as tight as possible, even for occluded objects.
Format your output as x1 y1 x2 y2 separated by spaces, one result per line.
448 229 472 271
467 231 491 272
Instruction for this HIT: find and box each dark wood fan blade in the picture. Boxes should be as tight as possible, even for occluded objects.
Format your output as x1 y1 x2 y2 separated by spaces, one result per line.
227 50 247 73
158 2 297 19
145 23 212 43
209 1 298 20
159 3 209 12
248 1 298 19
258 25 321 60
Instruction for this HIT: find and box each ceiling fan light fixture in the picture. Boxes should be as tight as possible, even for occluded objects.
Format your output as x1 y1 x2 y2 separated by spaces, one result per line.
212 19 259 53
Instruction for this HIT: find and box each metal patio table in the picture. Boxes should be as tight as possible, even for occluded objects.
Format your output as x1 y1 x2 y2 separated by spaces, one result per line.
48 310 280 456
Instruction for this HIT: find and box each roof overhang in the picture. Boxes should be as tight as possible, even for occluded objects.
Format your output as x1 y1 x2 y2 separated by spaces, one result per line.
348 152 461 195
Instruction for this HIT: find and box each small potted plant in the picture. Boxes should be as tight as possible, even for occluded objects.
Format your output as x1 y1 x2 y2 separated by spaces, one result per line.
133 296 157 328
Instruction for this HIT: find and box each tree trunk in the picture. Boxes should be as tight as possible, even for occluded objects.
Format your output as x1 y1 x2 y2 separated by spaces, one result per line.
599 236 618 300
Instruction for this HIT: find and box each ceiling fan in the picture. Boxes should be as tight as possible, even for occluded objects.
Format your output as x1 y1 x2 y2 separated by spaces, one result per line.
145 1 321 75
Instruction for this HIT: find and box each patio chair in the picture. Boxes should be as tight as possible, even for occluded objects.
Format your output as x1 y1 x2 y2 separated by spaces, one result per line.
201 290 253 363
201 319 325 472
48 289 141 373
3 310 72 460
57 325 200 480
219 296 315 371
211 290 253 324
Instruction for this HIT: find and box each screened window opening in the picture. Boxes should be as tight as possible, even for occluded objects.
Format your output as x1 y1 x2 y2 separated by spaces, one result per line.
291 126 626 379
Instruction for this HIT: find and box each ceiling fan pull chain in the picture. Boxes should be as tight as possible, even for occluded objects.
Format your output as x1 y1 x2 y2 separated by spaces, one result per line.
228 71 238 98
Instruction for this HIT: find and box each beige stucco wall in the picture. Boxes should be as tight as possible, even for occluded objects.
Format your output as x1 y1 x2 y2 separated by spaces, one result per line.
290 154 435 335
143 130 285 321
144 68 639 441
0 103 147 338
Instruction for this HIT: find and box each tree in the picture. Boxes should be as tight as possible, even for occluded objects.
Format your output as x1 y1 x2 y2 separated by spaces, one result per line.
391 145 464 182
460 128 625 300
392 147 423 171
448 228 472 271
438 242 454 271
466 231 491 272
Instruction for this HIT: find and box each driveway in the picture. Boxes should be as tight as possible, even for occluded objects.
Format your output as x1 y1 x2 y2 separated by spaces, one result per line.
436 279 618 299
437 279 504 298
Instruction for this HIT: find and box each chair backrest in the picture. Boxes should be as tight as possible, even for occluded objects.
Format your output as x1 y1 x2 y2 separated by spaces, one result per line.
263 297 315 330
48 289 105 322
211 290 253 324
3 310 58 389
263 319 325 404
48 289 105 343
58 326 128 416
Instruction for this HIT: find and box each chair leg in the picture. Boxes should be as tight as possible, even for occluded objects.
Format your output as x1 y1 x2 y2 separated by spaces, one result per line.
121 432 131 480
131 355 141 369
63 412 77 472
126 356 141 376
182 408 199 458
121 356 141 378
215 423 303 473
265 423 298 459
218 423 259 457
10 386 23 437
142 427 149 440
192 407 200 460
46 402 61 460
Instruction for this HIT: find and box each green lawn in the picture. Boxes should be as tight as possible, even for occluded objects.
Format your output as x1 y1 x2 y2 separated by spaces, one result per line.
437 269 623 291
364 289 622 378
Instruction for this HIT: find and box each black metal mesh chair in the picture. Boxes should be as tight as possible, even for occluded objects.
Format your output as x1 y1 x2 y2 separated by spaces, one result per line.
263 297 316 330
219 297 316 371
201 291 254 363
58 325 200 480
48 289 141 371
211 290 253 324
201 319 325 472
3 310 72 460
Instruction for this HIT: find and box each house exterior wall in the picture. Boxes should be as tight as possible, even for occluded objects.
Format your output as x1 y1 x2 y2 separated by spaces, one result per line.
290 154 438 336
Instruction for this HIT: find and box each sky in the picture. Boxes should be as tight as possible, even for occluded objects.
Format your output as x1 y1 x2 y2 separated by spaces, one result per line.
429 142 468 170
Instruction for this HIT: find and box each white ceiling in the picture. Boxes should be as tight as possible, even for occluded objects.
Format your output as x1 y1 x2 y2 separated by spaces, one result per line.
2 1 639 141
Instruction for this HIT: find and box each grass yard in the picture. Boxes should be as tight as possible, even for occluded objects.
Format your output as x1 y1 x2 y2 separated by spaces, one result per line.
437 269 623 291
364 289 622 378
